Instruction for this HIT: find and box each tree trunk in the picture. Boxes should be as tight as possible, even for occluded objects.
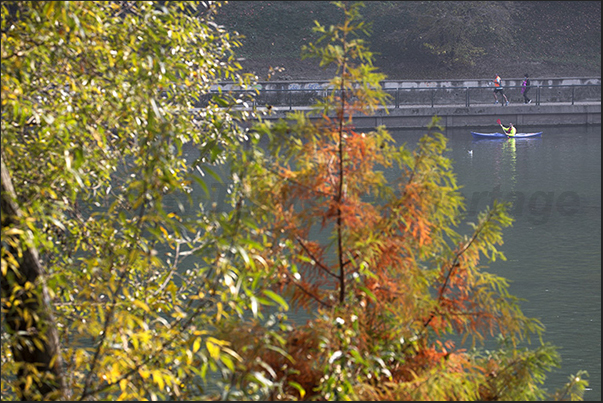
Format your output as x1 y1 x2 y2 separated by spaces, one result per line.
1 157 66 400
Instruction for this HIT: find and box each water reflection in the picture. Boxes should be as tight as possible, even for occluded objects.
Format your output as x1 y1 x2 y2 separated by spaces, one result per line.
502 137 516 186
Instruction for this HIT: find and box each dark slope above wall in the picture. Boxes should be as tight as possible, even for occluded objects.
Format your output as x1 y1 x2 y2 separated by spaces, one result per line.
214 1 601 81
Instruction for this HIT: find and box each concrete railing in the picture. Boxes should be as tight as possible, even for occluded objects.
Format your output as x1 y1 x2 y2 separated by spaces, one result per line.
196 77 601 109
212 77 601 90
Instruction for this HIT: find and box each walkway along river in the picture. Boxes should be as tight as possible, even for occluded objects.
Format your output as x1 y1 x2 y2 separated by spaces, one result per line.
194 77 601 129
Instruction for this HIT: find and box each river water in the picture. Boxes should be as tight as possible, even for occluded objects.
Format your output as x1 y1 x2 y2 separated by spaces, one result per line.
391 124 601 400
182 123 601 398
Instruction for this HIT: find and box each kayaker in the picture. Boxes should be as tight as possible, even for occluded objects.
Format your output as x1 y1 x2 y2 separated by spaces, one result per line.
501 122 517 137
493 74 509 106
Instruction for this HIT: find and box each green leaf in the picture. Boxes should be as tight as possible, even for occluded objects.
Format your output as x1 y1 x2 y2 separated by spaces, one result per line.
288 381 306 399
212 95 230 107
349 348 366 366
262 290 289 311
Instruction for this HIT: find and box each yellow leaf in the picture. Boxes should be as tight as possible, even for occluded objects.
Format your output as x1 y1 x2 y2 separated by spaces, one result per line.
133 299 150 312
32 337 44 352
192 337 201 353
207 337 230 347
3 228 24 236
153 370 165 390
110 363 121 382
206 339 220 360
138 368 150 379
216 301 223 322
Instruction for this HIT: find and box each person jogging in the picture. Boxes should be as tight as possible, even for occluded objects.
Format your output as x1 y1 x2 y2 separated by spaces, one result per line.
493 74 509 106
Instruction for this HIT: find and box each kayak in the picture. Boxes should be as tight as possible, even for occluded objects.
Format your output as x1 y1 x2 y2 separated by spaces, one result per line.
471 131 543 138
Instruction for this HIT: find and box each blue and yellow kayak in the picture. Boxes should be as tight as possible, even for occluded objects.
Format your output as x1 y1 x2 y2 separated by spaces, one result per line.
471 131 543 139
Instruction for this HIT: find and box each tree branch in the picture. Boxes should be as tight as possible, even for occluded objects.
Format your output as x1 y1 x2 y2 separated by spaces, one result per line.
295 235 338 279
422 207 496 329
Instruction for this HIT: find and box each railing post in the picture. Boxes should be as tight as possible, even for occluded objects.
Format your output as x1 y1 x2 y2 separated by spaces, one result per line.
572 86 575 105
289 89 292 111
466 87 470 107
395 88 399 108
431 89 434 108
537 86 540 106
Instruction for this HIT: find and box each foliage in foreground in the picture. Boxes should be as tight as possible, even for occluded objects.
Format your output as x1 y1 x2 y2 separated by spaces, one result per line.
1 1 590 401
1 1 277 400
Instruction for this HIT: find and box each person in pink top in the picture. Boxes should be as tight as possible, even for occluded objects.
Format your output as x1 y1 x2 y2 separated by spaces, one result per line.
521 73 532 104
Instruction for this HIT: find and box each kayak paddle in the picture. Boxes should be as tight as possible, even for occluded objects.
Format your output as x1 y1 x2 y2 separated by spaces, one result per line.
496 118 506 134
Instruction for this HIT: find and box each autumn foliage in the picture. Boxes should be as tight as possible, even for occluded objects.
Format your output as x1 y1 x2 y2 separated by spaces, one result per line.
224 2 586 400
1 1 590 401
